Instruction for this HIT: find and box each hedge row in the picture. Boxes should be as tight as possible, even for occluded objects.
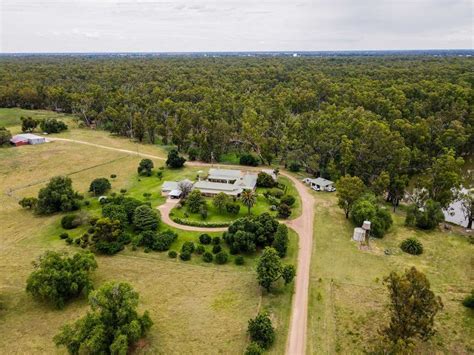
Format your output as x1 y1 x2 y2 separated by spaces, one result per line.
171 216 230 228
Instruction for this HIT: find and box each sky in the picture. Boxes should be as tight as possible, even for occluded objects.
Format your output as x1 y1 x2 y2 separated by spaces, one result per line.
0 0 472 53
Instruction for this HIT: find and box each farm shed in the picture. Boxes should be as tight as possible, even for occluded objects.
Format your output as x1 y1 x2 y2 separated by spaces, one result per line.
10 133 46 146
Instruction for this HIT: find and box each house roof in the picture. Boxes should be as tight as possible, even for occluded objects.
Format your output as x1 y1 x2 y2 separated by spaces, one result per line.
234 174 257 190
194 181 239 192
169 190 182 197
309 177 334 186
162 179 194 192
162 181 179 191
208 168 243 180
10 136 29 143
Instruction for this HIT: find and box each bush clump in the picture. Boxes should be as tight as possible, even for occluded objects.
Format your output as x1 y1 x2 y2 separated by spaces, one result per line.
59 232 69 240
199 233 212 244
462 290 474 309
168 250 177 258
89 178 111 196
247 312 275 349
239 154 259 167
181 241 195 254
215 251 229 264
202 252 213 263
195 245 205 255
400 238 424 255
235 255 245 265
61 214 82 230
180 251 191 261
212 245 222 254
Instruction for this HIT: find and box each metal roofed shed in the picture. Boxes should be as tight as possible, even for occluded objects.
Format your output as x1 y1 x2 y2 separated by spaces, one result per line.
303 177 336 192
10 133 46 146
169 190 182 199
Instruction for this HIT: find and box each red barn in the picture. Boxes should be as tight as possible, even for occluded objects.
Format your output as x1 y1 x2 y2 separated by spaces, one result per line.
10 136 29 146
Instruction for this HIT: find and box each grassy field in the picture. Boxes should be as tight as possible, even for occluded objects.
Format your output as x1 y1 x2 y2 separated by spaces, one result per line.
0 108 72 134
307 192 474 354
0 118 297 354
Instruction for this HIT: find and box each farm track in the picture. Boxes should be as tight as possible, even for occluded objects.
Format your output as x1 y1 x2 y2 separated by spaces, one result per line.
48 137 315 355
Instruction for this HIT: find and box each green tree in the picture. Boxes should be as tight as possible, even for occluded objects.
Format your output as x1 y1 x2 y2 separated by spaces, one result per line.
19 197 38 209
20 116 38 132
54 282 153 354
247 312 275 349
257 172 276 188
382 267 443 346
245 342 264 355
405 199 444 230
35 176 81 215
166 149 186 168
272 224 289 257
212 192 229 213
241 189 257 215
336 175 366 218
137 159 154 176
26 251 97 308
102 204 128 226
459 188 473 229
257 247 282 291
423 150 464 208
133 205 160 231
187 190 203 213
277 203 292 219
89 177 111 196
0 127 12 146
40 118 68 133
91 218 124 255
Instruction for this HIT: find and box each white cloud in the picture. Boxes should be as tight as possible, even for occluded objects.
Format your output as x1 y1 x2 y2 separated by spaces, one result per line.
0 0 472 52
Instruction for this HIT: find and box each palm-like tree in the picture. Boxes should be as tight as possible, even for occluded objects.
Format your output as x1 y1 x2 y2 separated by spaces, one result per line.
241 189 256 215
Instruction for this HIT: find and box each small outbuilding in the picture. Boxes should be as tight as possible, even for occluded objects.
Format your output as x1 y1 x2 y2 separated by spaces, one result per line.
303 177 336 192
10 133 46 146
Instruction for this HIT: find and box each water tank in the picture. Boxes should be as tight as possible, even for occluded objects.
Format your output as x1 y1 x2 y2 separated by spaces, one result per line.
353 227 366 242
362 221 371 230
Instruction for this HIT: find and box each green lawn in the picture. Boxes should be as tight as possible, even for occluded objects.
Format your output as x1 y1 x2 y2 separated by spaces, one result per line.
307 192 474 354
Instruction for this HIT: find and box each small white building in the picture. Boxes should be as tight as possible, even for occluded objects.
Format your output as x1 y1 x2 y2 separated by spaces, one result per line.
303 177 336 192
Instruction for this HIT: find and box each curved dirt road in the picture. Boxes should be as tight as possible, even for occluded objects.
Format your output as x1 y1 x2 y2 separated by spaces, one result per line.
49 137 314 355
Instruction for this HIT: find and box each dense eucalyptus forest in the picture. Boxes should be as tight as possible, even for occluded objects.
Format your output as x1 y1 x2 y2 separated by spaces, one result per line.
1 56 472 192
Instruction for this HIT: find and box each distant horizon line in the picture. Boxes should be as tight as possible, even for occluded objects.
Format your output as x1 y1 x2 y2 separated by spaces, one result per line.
1 49 473 56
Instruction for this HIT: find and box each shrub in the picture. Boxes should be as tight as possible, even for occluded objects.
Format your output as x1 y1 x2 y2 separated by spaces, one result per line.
239 154 259 167
140 230 177 251
181 241 195 254
168 250 177 258
137 159 154 176
268 188 284 198
202 252 213 263
400 238 424 255
40 118 68 133
21 116 38 132
405 199 444 230
187 147 199 161
120 188 127 194
133 205 160 231
170 216 230 228
19 197 38 209
65 237 73 245
273 224 289 258
350 196 392 237
90 218 124 255
215 251 229 264
59 232 69 239
288 162 301 172
212 245 222 254
102 204 128 226
110 174 117 179
235 255 245 265
247 312 275 349
89 178 111 196
61 214 82 230
212 236 221 245
199 204 208 220
26 251 97 308
226 202 241 215
462 290 474 308
277 203 292 219
199 233 212 244
257 172 276 188
180 251 191 261
245 342 264 355
0 127 12 146
195 245 205 255
166 149 186 168
281 194 296 207
84 200 90 206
